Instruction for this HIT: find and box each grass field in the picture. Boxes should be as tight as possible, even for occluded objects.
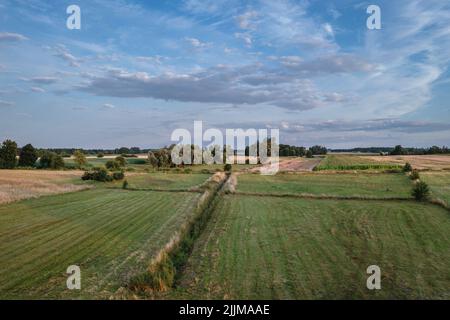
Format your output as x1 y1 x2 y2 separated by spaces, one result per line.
316 155 401 171
421 172 450 206
236 173 413 198
114 172 211 190
173 195 450 299
0 188 200 299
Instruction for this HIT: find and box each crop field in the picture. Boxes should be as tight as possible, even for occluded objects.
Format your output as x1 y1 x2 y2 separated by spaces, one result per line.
0 188 200 299
365 155 450 170
113 172 211 190
0 170 88 205
315 155 401 171
421 172 450 206
236 173 413 198
173 195 450 299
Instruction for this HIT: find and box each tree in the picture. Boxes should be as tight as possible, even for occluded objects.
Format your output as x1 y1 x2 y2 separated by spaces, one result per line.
18 144 38 167
412 181 430 201
306 150 313 158
73 150 87 168
39 151 65 169
390 145 406 155
403 162 412 172
0 139 18 169
97 153 104 158
309 145 327 155
115 156 126 167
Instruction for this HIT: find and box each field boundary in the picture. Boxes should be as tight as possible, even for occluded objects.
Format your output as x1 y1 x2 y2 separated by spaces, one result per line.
233 191 413 201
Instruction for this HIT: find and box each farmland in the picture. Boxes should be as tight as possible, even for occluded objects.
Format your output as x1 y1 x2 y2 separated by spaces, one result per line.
0 188 201 299
236 173 413 198
315 155 401 171
0 154 449 300
173 195 450 299
0 170 88 204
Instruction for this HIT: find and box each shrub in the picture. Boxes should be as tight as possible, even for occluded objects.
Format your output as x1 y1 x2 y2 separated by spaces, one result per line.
410 169 420 180
115 156 127 167
122 180 129 189
105 160 121 170
306 150 313 158
112 171 125 180
82 167 112 182
403 162 412 172
18 143 38 167
224 164 232 172
97 153 104 158
412 181 430 201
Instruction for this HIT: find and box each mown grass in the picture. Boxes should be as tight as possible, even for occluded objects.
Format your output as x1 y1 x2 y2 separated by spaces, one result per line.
421 172 450 206
0 188 200 299
172 195 450 299
112 173 211 190
236 173 413 198
316 155 401 171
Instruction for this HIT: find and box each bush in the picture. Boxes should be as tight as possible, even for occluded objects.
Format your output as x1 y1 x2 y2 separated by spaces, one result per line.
97 153 104 158
122 180 129 189
403 162 412 172
115 156 127 167
82 167 112 182
412 181 430 201
306 150 313 158
224 164 232 172
410 169 420 180
112 171 125 180
105 160 121 170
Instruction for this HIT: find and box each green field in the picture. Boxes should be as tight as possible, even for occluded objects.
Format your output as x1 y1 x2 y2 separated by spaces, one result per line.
0 188 200 299
236 173 413 198
421 172 450 206
173 195 450 299
115 173 210 190
316 155 401 171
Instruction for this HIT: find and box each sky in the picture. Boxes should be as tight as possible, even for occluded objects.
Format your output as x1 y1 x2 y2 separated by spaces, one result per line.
0 0 449 149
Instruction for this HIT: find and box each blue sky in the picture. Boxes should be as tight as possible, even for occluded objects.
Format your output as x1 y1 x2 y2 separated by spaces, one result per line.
0 0 449 148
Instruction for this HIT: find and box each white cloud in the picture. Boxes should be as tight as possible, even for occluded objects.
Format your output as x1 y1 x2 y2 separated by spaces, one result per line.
236 11 258 30
102 103 116 109
234 32 252 47
31 87 45 93
184 37 211 49
0 32 28 42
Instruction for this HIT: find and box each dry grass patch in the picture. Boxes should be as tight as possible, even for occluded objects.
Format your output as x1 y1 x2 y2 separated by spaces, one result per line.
366 155 450 170
0 170 88 204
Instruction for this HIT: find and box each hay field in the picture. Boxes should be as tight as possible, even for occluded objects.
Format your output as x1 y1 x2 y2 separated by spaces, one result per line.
0 170 88 205
365 155 450 170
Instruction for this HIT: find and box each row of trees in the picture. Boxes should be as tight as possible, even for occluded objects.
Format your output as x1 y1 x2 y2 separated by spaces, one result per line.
390 145 450 155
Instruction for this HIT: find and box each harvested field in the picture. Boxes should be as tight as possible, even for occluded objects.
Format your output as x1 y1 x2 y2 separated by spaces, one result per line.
366 155 450 170
0 170 88 205
250 157 321 173
0 189 200 299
